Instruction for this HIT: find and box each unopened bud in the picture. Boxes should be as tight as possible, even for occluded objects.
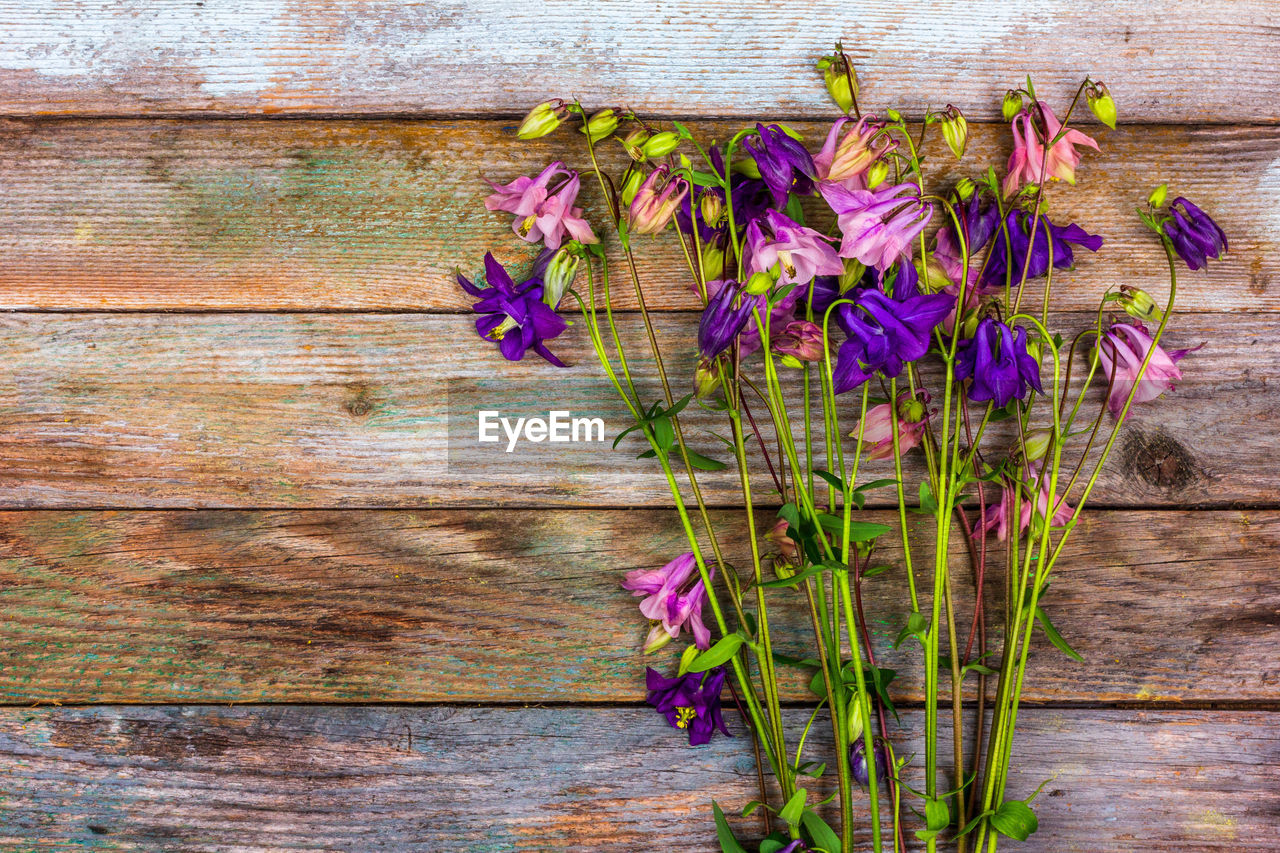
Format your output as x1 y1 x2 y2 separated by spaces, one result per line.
838 258 866 293
940 106 968 160
732 156 762 180
579 109 619 144
1002 90 1025 122
846 696 864 742
694 358 722 399
641 131 681 159
516 101 567 140
1117 285 1163 324
1147 183 1168 209
745 270 773 295
818 51 858 115
898 395 926 424
865 160 889 190
642 623 674 655
700 242 726 281
1022 428 1053 462
619 128 650 161
885 108 903 124
620 168 645 206
1087 83 1117 129
699 192 724 226
916 257 950 293
765 518 802 566
953 177 976 202
540 245 581 310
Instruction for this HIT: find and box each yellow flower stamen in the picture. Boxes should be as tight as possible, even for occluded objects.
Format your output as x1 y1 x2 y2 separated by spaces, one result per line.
675 706 697 729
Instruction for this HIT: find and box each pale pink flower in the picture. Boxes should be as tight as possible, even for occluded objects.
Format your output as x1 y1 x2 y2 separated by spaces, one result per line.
485 161 598 249
744 210 843 287
978 462 1074 541
1096 322 1197 417
813 116 893 187
621 552 712 652
1003 102 1099 198
820 181 933 271
851 391 930 460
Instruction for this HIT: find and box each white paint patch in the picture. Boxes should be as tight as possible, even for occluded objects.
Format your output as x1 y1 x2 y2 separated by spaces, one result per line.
0 0 292 96
871 0 1062 54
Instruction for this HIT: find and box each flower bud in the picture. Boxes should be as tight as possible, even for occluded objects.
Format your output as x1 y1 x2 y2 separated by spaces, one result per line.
898 394 926 424
1147 183 1168 209
539 244 581 310
641 131 681 159
772 320 826 363
700 242 726 281
846 696 864 742
745 270 773 295
818 52 858 115
953 177 976 202
851 737 890 789
1116 285 1163 324
865 160 889 190
694 357 722 399
628 166 690 235
642 623 674 655
940 106 968 160
516 101 567 140
1087 82 1117 129
765 518 802 566
732 156 762 180
1002 90 1025 122
620 168 645 206
838 258 866 293
916 257 951 293
579 109 619 144
699 192 724 227
619 128 650 161
1021 428 1053 462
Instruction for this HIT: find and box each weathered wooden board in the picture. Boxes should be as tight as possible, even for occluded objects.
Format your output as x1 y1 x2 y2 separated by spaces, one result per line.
0 509 1275 705
0 120 1274 311
0 2 1277 121
0 311 1264 508
0 705 1274 850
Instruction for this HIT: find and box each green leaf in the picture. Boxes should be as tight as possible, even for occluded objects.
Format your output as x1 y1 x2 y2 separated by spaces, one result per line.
918 480 939 513
758 840 786 853
670 119 693 139
796 761 827 778
783 192 806 226
862 564 893 579
801 809 842 853
991 800 1039 841
853 477 900 494
687 634 745 672
611 422 644 449
651 416 675 453
894 610 928 649
684 448 727 471
925 797 950 831
741 800 766 817
812 468 846 493
777 502 801 528
847 520 893 542
1035 606 1085 662
779 788 808 827
757 560 838 589
956 809 995 838
712 801 748 853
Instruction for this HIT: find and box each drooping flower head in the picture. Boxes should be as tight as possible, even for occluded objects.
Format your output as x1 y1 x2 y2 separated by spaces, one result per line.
771 319 827 364
1163 197 1228 270
852 389 931 460
1096 321 1198 417
831 289 954 394
821 181 934 271
484 161 598 249
697 280 757 360
700 277 807 358
744 210 843 287
628 164 691 235
977 460 1074 541
1004 101 1100 197
622 552 713 652
933 188 1001 289
851 737 891 788
979 212 1102 290
814 115 894 186
743 123 817 208
457 253 568 366
645 666 731 746
954 318 1043 408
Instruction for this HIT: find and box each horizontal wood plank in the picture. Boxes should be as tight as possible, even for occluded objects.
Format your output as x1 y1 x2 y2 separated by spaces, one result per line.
0 705 1274 850
0 2 1277 121
0 312 1265 508
0 120 1275 311
0 509 1275 705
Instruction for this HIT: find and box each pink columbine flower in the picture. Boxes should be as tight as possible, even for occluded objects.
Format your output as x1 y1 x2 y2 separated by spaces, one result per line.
744 210 843 287
814 116 894 187
978 462 1074 541
629 165 690 235
621 552 712 653
484 161 598 249
1096 322 1197 417
1003 102 1099 198
772 320 827 363
851 390 930 460
820 181 933 271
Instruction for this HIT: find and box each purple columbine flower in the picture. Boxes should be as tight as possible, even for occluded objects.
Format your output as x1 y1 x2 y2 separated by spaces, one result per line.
831 289 954 394
621 552 713 652
820 181 934 271
954 318 1043 408
743 123 817 208
1096 321 1198 417
1163 197 1228 270
700 277 806 358
457 253 568 366
743 210 843 287
851 737 891 788
484 161 597 249
645 666 731 746
933 189 1001 289
979 211 1102 290
698 280 757 360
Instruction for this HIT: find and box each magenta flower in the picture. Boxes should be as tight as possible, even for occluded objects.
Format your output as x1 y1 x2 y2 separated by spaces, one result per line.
814 115 893 186
742 123 816 208
645 666 731 746
852 390 930 460
744 210 843 287
1003 102 1099 197
622 552 713 652
629 165 691 235
978 462 1074 541
1096 322 1197 417
772 319 827 363
820 181 933 271
484 161 598 249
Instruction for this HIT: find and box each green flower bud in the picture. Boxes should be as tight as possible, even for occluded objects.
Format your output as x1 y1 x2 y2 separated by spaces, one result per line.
940 106 968 160
865 160 889 190
745 271 773 295
899 395 926 423
953 177 976 202
1086 83 1117 129
819 52 858 115
694 357 722 399
619 128 650 161
1148 183 1168 209
885 108 903 123
700 242 726 282
846 696 864 742
541 244 581 310
1117 285 1163 324
620 168 645 206
1022 428 1053 462
516 101 566 140
579 109 619 144
1002 90 1025 122
641 131 681 159
838 258 865 293
699 192 724 226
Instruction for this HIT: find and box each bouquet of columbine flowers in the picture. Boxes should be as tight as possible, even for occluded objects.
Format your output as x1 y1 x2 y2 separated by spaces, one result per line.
456 45 1224 853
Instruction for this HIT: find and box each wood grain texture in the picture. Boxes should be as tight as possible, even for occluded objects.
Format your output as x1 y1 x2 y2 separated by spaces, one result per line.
0 705 1275 850
0 119 1275 311
0 509 1276 704
0 2 1277 121
0 311 1265 508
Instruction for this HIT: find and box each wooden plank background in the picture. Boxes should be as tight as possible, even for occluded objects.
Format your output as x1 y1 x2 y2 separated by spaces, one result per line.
0 2 1277 849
